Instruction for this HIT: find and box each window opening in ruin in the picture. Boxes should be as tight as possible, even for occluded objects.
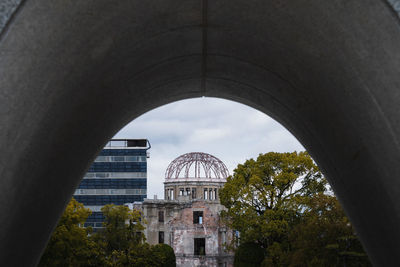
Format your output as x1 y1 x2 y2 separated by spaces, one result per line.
214 188 217 200
193 211 203 224
204 189 208 199
158 211 164 222
159 231 164 244
194 238 206 255
186 188 191 196
209 188 213 200
221 231 226 246
167 189 172 200
192 188 196 199
180 188 184 196
234 230 240 247
170 189 174 200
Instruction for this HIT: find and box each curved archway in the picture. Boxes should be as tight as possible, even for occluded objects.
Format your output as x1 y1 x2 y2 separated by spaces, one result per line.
1 1 400 265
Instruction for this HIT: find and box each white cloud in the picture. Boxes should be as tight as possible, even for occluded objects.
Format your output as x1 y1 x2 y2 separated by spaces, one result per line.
114 97 305 198
187 128 231 144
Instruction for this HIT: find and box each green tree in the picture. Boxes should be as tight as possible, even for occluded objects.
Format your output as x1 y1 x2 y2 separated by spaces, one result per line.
92 204 148 266
220 151 371 266
38 198 103 267
94 204 146 255
94 204 176 267
220 152 325 249
234 242 264 267
289 193 371 267
40 201 178 267
151 244 176 267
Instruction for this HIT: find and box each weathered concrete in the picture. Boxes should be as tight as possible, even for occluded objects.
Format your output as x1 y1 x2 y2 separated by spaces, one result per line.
1 0 400 266
142 153 232 267
0 0 21 30
141 198 234 267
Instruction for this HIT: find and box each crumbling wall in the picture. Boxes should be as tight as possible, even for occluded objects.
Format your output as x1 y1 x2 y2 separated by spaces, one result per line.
141 199 234 266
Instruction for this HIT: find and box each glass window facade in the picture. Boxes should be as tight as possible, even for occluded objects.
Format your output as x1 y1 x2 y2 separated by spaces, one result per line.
77 179 146 189
74 140 148 229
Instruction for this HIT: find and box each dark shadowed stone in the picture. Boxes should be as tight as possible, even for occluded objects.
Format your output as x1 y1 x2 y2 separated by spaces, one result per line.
0 0 22 33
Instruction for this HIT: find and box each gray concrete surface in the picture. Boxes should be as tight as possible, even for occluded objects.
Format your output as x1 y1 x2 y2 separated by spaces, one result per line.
1 0 400 266
0 0 21 31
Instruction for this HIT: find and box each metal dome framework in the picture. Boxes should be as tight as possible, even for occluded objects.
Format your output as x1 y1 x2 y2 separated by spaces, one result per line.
165 152 229 180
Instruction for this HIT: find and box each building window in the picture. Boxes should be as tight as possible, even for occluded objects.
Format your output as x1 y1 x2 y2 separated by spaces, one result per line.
234 230 240 247
192 188 197 199
186 188 191 196
214 188 217 200
204 189 208 200
170 189 174 200
194 238 205 255
159 231 164 244
193 211 203 224
209 188 213 200
179 188 184 196
158 211 164 222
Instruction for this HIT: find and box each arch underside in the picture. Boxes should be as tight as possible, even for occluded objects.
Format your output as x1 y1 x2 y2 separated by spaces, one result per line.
1 0 400 266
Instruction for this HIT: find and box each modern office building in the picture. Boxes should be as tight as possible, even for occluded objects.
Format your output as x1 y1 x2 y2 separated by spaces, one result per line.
74 139 150 230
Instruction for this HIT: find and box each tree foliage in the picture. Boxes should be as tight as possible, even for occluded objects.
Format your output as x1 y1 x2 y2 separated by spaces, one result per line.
151 244 176 267
38 198 102 267
288 193 371 266
39 200 176 267
219 152 371 266
93 204 146 256
234 242 265 267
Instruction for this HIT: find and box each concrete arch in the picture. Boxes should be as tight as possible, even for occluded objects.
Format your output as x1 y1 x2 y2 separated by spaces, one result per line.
1 0 400 266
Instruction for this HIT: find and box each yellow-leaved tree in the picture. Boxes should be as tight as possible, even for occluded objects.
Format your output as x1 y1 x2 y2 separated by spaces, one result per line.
220 152 371 266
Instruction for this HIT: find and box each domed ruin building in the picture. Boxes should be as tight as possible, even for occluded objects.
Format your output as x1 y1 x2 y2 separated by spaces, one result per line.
137 152 234 267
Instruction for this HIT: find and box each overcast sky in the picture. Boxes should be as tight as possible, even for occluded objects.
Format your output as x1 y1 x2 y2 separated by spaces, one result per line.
114 97 305 198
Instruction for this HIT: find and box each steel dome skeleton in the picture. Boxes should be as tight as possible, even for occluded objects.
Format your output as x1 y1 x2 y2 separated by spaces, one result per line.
165 152 229 180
